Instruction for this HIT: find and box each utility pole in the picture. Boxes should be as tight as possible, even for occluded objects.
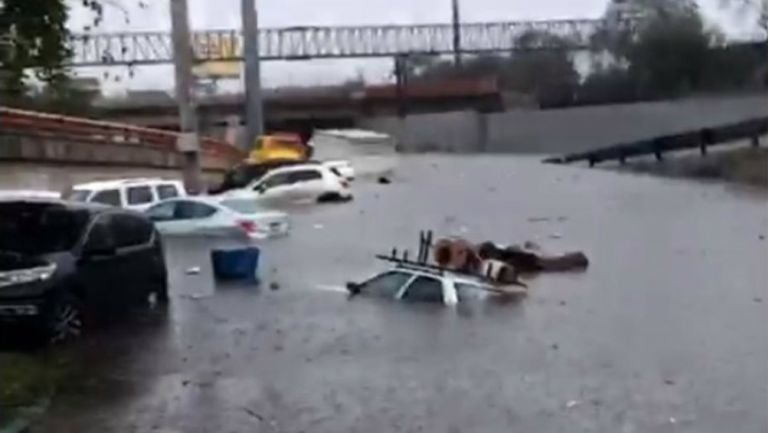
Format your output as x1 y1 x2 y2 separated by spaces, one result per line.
169 0 203 194
241 0 264 151
451 0 462 67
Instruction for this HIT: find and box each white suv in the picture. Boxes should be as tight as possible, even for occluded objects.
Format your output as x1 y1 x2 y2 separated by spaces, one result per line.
225 164 352 204
67 178 186 211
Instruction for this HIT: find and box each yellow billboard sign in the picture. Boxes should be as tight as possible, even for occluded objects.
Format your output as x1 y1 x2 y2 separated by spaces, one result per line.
193 34 242 80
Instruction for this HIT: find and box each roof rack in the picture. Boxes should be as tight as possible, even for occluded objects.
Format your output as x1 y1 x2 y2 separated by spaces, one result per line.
376 230 478 280
375 231 527 288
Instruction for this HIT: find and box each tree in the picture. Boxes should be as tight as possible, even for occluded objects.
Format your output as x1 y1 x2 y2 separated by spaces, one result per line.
626 9 712 97
0 0 71 99
0 0 141 109
406 30 580 107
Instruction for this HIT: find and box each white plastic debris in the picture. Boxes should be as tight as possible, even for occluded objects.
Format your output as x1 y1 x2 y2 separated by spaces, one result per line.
313 224 325 230
185 266 201 275
566 400 581 409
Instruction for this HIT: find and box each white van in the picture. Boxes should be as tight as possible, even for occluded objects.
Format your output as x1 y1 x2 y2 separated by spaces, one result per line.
67 178 186 211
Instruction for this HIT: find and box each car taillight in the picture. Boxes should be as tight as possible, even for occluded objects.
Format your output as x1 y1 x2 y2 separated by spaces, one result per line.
238 220 258 233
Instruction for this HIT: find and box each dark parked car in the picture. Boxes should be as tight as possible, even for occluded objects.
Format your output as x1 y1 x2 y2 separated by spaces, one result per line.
0 200 168 343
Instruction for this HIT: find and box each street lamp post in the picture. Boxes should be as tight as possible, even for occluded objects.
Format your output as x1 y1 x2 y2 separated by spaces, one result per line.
169 0 203 194
241 0 264 151
452 0 462 66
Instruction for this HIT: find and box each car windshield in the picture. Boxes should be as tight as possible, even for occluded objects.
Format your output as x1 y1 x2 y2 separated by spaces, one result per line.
0 203 90 254
219 199 268 215
67 189 92 202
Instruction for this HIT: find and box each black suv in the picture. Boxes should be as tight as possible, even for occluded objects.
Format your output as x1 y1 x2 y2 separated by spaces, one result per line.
0 200 168 342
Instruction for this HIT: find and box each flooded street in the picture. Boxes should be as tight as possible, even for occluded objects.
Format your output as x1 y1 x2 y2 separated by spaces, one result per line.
28 156 768 433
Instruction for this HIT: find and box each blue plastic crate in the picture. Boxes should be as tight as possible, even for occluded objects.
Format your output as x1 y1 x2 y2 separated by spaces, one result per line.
211 247 260 282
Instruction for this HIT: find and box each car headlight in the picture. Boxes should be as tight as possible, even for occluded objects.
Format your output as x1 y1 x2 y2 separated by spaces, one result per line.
0 263 57 288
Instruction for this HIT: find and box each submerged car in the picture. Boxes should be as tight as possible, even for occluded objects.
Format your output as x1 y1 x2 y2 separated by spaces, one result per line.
346 258 526 306
224 163 353 204
145 197 290 240
0 200 168 343
346 231 527 306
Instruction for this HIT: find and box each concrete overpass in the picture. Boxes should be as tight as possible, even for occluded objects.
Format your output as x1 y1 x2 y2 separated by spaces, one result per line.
93 78 506 143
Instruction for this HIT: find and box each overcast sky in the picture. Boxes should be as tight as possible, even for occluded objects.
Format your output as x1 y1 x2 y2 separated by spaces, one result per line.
67 0 762 94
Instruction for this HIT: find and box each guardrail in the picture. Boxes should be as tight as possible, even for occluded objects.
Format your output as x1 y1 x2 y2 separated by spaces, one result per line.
0 106 245 162
543 116 768 166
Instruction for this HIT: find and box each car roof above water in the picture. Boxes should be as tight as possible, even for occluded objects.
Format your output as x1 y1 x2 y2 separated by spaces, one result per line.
392 264 491 287
72 178 182 190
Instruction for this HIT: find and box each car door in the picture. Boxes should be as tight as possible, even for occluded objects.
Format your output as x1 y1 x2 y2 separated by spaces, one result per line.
108 213 156 305
358 271 414 300
89 189 121 207
175 201 225 236
399 275 446 305
289 169 326 201
253 171 299 203
77 215 126 313
125 185 156 211
145 201 183 235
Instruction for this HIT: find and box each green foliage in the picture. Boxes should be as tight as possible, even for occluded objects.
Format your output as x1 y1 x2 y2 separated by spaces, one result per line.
585 0 767 104
409 30 581 107
0 0 71 98
626 9 712 97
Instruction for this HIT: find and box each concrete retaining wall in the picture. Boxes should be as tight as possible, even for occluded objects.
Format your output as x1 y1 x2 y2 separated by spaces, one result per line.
358 94 768 154
0 134 233 171
0 162 224 192
359 112 486 153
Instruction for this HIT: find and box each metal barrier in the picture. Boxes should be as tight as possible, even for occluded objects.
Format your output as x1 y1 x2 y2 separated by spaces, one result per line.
544 116 768 166
0 106 245 162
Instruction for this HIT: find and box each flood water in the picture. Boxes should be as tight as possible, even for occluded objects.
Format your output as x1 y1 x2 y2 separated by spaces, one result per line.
24 156 768 433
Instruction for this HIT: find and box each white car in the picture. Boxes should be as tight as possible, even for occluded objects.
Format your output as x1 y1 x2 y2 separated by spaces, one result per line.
346 261 527 307
225 164 352 204
323 160 355 181
67 178 186 211
144 197 289 240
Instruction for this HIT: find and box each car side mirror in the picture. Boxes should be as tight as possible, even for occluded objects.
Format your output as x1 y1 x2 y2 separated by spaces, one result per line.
346 281 362 296
255 184 267 194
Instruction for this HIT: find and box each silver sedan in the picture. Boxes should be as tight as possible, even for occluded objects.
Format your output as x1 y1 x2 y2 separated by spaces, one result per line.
145 197 289 240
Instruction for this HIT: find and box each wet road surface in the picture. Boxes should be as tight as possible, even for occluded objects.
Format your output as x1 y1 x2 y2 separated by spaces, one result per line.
29 156 768 433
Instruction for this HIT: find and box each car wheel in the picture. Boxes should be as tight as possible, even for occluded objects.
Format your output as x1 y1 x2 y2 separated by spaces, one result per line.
47 292 84 344
152 264 170 307
317 192 338 203
318 192 351 203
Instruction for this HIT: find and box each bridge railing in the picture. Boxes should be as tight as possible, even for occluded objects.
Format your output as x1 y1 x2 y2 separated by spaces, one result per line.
0 107 245 162
543 116 768 166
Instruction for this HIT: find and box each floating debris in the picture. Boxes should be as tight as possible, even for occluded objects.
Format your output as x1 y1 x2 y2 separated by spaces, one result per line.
185 266 202 275
566 400 581 409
